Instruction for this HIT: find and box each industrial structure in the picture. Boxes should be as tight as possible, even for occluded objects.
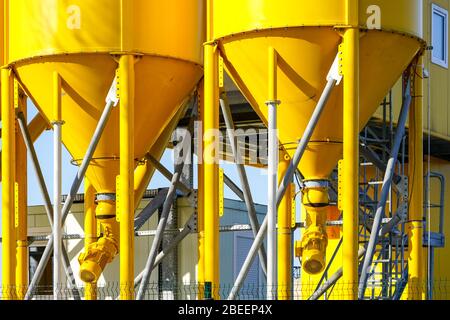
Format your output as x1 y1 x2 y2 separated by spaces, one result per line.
0 0 449 300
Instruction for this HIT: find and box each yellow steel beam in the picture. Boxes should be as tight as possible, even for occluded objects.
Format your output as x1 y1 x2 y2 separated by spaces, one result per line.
277 151 292 300
119 55 135 300
342 0 359 300
197 81 206 299
204 0 220 299
407 56 425 300
1 67 17 300
84 178 98 300
15 89 28 300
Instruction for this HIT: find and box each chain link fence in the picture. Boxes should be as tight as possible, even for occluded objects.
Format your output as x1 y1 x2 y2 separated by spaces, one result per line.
1 280 450 300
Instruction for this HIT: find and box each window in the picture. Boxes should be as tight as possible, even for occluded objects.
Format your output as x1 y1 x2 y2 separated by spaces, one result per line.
432 4 448 68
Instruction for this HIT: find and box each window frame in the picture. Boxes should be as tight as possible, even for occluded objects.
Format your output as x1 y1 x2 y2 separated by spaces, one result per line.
431 3 449 68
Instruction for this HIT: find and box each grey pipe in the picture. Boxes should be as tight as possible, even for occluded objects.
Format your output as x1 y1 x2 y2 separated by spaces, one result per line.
17 112 53 225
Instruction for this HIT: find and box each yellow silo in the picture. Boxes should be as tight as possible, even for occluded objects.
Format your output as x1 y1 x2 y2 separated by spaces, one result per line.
211 0 424 281
5 0 204 289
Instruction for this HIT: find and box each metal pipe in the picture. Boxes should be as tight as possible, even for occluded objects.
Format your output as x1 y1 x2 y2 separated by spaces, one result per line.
277 151 292 300
267 46 279 300
84 178 97 300
1 67 16 300
220 94 267 276
52 72 64 300
197 83 206 300
223 174 245 200
136 162 184 300
17 112 53 224
203 5 220 297
145 154 192 195
408 56 425 300
342 20 360 300
358 79 412 298
25 78 117 300
119 55 135 300
15 93 28 300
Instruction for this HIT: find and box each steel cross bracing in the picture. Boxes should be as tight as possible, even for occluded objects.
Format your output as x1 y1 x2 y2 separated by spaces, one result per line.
358 90 409 300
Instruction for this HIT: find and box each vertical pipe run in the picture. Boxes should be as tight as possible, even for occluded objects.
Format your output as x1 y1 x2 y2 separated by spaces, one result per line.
407 56 424 300
197 84 206 299
342 20 360 299
16 92 28 300
119 55 135 300
52 72 64 300
277 152 292 300
204 0 220 298
84 179 97 300
2 68 17 300
267 47 279 300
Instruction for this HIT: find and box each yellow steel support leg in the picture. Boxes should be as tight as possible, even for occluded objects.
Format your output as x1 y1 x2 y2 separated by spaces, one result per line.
342 6 360 300
84 178 98 300
277 152 292 300
2 68 17 300
204 0 220 298
407 56 425 300
197 82 206 299
15 91 28 300
119 55 135 300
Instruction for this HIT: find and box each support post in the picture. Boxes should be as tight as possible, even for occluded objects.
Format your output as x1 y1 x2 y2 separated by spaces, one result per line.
277 151 292 300
52 72 64 300
407 56 425 300
2 67 17 300
84 178 97 300
342 0 360 299
266 46 279 300
15 90 28 300
197 84 206 299
204 0 220 299
119 55 135 300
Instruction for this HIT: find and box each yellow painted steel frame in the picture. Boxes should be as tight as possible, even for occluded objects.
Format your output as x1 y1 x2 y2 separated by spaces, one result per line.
84 178 98 300
119 55 135 300
407 56 425 300
342 0 360 300
1 67 17 300
15 89 27 300
277 152 292 300
197 81 206 299
204 0 220 300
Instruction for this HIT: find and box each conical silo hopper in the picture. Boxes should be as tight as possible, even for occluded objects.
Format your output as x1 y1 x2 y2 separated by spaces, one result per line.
6 0 204 282
213 0 424 274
